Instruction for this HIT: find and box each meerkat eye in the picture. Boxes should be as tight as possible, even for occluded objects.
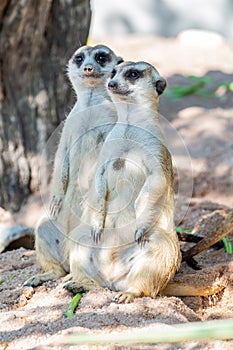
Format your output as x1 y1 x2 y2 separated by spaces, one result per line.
95 52 110 65
126 70 141 80
129 70 140 79
74 54 84 64
111 69 116 79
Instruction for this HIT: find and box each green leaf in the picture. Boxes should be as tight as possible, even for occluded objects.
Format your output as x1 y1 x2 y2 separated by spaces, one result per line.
164 74 223 100
0 279 6 285
195 90 217 97
188 75 213 84
221 237 233 254
165 82 206 99
65 293 83 318
176 227 193 233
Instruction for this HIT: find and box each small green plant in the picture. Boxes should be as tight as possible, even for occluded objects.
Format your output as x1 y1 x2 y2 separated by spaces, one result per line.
176 226 192 233
65 293 83 318
221 237 233 253
0 279 6 285
165 75 232 100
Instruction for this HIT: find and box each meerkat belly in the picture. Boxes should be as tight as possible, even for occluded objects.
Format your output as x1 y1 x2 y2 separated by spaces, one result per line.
71 124 113 190
104 147 148 229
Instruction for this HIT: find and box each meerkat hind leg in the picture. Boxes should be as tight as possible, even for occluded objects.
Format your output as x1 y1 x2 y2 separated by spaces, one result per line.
24 270 66 287
63 279 99 294
112 261 161 304
63 254 100 294
24 220 67 287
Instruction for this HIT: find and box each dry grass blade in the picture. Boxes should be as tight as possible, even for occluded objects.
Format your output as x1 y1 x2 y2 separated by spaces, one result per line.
57 318 233 345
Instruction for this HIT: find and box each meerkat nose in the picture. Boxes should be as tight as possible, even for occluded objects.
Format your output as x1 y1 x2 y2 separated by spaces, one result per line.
84 64 94 73
108 80 118 89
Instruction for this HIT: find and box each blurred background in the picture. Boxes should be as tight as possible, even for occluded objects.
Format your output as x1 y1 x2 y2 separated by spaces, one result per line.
91 0 233 40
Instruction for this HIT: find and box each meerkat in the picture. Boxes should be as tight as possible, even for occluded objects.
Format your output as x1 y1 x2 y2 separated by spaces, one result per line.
24 45 123 287
49 45 123 223
64 61 181 302
65 62 224 302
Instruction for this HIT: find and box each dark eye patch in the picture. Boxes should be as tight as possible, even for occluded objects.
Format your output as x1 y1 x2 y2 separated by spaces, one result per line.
125 69 143 80
95 52 111 66
73 53 84 66
111 69 117 79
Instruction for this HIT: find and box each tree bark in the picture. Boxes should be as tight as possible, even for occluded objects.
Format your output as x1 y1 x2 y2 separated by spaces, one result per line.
0 0 91 211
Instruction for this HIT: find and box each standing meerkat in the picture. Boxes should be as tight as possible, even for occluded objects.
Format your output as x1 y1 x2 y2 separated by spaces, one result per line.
24 45 123 287
65 61 224 301
65 61 181 302
50 45 123 223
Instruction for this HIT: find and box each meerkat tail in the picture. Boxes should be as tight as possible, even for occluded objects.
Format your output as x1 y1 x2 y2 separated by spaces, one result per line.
160 281 225 297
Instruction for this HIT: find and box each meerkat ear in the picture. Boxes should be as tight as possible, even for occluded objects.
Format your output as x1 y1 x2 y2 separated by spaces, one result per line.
116 56 124 64
154 78 167 95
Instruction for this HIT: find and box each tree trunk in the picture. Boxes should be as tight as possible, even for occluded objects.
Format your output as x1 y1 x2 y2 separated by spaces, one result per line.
0 0 91 211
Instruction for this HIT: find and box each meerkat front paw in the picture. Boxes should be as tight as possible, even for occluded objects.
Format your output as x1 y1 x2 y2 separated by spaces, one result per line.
49 195 63 219
91 225 104 243
90 213 105 243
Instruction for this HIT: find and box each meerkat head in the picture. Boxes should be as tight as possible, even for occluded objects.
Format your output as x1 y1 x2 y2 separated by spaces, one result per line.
107 61 166 105
68 45 123 92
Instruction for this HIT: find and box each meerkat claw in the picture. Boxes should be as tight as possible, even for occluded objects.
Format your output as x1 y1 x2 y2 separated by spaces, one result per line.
63 281 86 294
91 227 103 243
134 227 146 244
113 292 136 303
23 276 41 287
24 272 58 287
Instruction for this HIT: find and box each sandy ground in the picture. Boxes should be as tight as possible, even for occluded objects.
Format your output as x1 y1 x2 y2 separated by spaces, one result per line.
0 32 233 349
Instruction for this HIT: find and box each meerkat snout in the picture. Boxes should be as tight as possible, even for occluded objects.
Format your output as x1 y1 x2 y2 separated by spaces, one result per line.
108 80 118 90
83 64 94 75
